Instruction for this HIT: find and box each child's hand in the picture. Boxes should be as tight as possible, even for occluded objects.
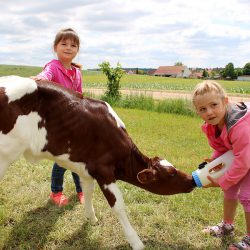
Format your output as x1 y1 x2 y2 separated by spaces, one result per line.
204 158 224 172
211 163 224 172
30 76 43 81
204 158 214 162
203 176 220 188
204 158 213 163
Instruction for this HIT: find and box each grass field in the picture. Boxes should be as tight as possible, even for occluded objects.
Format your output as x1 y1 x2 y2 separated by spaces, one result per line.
1 64 250 94
0 64 249 249
83 73 250 94
0 108 246 250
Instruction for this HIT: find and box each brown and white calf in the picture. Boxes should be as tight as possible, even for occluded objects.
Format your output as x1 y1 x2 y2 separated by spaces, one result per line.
0 76 196 250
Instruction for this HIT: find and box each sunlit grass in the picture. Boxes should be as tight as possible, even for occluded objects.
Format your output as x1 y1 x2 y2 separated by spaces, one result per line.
0 108 245 249
0 64 248 248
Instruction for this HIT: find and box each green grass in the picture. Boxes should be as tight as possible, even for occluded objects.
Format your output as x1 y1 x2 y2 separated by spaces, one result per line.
1 64 250 94
98 93 196 117
0 64 42 77
0 108 245 250
82 71 250 94
0 64 248 249
83 72 250 94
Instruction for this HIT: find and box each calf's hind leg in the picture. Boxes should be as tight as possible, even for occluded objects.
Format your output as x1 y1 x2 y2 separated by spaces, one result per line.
81 177 98 224
0 137 26 181
0 163 9 181
0 150 20 181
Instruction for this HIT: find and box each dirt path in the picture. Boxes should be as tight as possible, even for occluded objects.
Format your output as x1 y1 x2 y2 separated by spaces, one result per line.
86 88 250 103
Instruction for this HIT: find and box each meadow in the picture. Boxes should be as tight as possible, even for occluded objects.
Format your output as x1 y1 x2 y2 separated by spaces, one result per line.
1 109 246 250
1 64 250 94
0 65 249 249
83 73 250 94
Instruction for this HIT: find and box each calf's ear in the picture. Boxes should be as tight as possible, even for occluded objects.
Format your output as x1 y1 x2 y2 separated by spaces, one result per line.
137 169 156 184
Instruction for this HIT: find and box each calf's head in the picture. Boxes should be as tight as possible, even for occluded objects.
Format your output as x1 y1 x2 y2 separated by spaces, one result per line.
137 157 196 195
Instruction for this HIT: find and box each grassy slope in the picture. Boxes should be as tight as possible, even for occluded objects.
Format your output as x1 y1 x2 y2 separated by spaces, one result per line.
0 108 245 250
0 64 42 77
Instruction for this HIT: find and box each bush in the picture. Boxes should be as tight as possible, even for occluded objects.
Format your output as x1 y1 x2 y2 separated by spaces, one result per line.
98 61 124 100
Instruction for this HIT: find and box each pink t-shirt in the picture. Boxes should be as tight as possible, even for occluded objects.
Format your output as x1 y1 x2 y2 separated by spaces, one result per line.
38 59 83 94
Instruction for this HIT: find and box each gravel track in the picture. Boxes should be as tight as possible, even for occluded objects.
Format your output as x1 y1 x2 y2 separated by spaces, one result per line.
86 88 250 103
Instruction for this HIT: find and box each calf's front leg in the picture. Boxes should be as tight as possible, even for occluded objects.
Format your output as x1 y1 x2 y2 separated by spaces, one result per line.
100 182 144 250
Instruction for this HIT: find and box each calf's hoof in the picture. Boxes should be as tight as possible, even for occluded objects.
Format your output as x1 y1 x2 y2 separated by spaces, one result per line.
132 242 144 250
87 216 98 225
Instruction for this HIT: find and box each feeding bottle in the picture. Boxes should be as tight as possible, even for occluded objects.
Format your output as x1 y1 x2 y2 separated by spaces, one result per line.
192 150 234 187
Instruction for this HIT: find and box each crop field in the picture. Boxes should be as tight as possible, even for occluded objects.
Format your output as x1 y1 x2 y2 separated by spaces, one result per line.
82 71 250 95
84 71 250 94
1 64 250 94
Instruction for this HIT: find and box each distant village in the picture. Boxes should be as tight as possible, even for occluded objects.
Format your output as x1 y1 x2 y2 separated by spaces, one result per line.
91 62 250 81
123 64 250 81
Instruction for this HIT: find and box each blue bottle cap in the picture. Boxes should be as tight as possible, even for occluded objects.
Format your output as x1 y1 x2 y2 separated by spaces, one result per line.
192 171 203 188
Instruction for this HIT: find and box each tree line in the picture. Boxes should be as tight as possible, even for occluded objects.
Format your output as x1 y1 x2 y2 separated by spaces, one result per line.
202 62 250 80
220 62 250 80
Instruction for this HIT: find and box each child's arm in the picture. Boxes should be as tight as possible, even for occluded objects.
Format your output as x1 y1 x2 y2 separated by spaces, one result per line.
32 63 55 82
218 122 250 190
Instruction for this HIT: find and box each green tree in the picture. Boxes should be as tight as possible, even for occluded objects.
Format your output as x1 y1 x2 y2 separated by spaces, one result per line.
99 61 124 100
137 69 145 75
235 68 243 76
174 62 183 66
210 71 216 79
223 62 237 79
202 69 209 78
243 62 250 75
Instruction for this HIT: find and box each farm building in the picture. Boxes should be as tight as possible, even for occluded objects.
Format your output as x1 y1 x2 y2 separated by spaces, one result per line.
147 69 156 75
237 75 250 81
190 71 203 79
154 66 191 78
126 69 136 74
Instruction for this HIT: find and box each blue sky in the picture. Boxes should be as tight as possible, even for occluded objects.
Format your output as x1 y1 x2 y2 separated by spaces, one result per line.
1 0 249 69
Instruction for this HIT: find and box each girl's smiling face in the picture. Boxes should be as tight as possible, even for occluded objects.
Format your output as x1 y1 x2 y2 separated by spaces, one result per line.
194 91 228 130
54 38 79 67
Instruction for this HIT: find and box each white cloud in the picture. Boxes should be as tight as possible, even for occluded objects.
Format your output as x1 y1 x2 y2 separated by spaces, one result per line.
0 0 249 69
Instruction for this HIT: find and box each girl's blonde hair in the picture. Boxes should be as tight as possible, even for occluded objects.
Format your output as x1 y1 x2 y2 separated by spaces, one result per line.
192 80 227 105
54 28 82 69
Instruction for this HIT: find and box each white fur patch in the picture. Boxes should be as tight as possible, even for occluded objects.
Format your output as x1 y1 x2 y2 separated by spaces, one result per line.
0 112 47 172
51 153 89 178
104 183 123 207
160 159 174 167
7 112 47 153
0 107 89 179
0 76 37 103
105 102 125 128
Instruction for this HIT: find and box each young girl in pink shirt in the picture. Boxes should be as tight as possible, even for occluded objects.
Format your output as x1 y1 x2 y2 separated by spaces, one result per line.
192 80 250 250
33 28 84 206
